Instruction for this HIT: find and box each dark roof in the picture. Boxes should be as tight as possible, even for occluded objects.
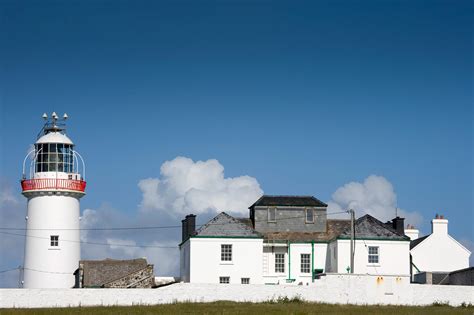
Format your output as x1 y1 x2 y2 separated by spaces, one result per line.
195 212 262 237
339 214 410 241
410 235 429 249
263 219 350 242
249 195 327 208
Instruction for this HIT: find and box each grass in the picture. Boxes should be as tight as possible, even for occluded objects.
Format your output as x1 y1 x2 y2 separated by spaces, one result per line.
1 301 473 315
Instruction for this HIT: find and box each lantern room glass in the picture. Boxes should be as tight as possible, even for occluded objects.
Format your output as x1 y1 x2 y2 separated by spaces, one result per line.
35 143 74 173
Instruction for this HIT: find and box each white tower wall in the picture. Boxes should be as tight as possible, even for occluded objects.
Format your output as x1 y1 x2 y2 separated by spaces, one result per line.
21 113 86 289
23 193 81 288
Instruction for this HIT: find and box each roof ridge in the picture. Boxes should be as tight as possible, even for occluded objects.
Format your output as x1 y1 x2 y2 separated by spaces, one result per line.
261 195 316 197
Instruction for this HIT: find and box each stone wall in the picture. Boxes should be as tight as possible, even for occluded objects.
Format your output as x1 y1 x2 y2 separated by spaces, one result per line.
254 206 327 233
1 274 472 308
104 265 154 288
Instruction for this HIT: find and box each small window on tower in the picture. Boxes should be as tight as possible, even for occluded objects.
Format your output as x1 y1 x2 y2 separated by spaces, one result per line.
306 208 314 223
50 235 59 247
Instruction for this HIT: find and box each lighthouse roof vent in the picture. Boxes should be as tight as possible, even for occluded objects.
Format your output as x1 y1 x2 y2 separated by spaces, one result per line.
35 112 74 145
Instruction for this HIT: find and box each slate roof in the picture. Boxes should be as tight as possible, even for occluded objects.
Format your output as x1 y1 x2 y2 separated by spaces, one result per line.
196 213 409 242
194 212 262 237
249 195 328 208
263 219 351 242
410 235 429 249
339 214 410 241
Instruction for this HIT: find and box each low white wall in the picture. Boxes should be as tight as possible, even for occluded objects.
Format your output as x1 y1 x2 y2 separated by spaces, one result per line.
0 274 472 308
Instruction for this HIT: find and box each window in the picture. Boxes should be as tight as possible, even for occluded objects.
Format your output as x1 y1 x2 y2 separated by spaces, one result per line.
35 143 74 173
50 235 59 247
301 254 311 273
306 208 314 223
275 253 285 273
241 278 250 284
219 276 230 284
368 246 379 264
268 207 276 222
221 244 232 261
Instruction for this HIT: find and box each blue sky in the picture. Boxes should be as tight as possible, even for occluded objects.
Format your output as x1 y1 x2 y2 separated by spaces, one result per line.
0 0 472 280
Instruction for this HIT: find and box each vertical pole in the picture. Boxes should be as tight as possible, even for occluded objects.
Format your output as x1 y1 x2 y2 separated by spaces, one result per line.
287 241 291 282
311 240 315 282
350 209 355 274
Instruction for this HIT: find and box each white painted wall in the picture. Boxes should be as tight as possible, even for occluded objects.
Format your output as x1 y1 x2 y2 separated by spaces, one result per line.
326 241 337 273
335 240 410 276
411 234 470 273
179 240 190 282
1 276 472 308
262 245 287 284
405 228 419 240
23 194 81 288
262 243 327 285
186 237 263 284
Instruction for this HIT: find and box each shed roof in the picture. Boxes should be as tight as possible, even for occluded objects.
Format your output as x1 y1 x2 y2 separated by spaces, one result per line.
194 212 262 238
249 195 327 208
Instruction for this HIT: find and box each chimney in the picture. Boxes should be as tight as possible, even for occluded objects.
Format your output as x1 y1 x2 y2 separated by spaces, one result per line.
405 224 419 240
431 214 448 235
181 217 188 242
186 214 196 239
392 216 405 235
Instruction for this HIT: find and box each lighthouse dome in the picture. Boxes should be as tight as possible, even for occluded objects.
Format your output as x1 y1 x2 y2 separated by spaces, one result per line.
36 131 73 145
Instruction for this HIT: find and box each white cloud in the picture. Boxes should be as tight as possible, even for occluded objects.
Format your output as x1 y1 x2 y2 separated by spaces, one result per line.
327 175 423 227
79 156 263 277
80 207 180 276
138 156 263 216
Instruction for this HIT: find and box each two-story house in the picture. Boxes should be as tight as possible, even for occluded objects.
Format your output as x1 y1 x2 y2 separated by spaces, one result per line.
179 195 412 285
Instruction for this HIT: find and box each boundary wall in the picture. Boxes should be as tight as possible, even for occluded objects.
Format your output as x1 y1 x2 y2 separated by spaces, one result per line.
1 274 473 308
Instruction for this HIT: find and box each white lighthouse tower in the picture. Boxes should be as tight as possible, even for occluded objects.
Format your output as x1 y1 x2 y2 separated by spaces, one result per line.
21 112 86 288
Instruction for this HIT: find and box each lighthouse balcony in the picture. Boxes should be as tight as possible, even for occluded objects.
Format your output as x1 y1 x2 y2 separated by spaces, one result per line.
21 178 86 193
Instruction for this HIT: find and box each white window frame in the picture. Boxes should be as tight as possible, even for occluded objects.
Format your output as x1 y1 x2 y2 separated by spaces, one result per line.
300 253 311 273
221 244 232 262
241 277 250 284
219 276 230 284
268 207 276 222
368 246 379 264
305 208 314 223
50 235 59 247
275 253 285 273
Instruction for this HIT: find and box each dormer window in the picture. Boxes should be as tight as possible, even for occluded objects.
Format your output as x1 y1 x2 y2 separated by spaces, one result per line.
268 207 276 222
306 208 314 223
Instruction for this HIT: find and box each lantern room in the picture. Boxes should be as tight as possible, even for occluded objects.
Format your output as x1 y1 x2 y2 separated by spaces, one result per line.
21 112 86 193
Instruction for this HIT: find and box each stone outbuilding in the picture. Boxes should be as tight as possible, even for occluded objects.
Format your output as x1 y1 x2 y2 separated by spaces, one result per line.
74 258 154 288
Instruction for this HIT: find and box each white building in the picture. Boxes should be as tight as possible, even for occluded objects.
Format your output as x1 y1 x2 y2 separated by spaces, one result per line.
180 213 263 284
410 215 471 275
326 215 410 276
21 112 86 288
180 196 412 285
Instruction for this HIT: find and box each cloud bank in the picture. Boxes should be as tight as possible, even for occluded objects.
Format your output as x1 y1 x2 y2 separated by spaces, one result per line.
138 156 263 216
327 175 423 227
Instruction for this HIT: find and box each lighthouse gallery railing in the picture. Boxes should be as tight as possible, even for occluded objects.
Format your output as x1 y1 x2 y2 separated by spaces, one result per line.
21 179 86 192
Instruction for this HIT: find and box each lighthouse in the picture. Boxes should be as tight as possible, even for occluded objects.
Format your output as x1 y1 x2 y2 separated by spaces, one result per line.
21 112 86 288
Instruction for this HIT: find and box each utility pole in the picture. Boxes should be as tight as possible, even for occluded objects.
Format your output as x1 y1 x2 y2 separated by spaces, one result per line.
349 209 355 274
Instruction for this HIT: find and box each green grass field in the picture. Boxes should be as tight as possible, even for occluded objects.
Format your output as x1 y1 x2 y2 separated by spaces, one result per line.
2 301 473 315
